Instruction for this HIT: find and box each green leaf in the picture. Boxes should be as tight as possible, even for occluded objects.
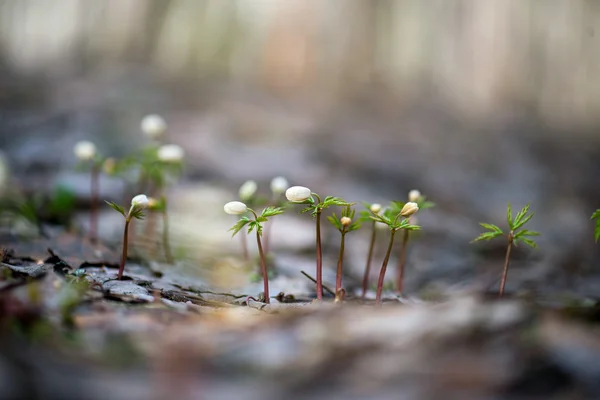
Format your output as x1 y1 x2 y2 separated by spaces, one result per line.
472 231 503 242
512 213 533 231
229 217 251 237
520 237 538 249
248 220 263 236
515 229 540 238
327 213 342 230
479 222 503 234
595 218 600 243
261 206 284 218
322 196 354 208
507 203 513 230
105 201 126 217
591 209 600 221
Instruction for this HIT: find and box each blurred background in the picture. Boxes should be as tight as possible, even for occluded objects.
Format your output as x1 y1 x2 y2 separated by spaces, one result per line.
1 0 600 297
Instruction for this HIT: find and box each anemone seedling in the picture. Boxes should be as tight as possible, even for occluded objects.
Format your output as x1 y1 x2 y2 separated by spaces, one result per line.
236 180 259 262
106 194 149 280
472 203 539 298
368 202 420 305
285 186 353 301
328 206 361 294
394 190 435 295
73 140 102 243
359 203 382 298
226 201 284 304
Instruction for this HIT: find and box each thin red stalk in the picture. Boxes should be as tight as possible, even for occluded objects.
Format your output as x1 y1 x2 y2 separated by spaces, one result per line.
375 229 397 305
256 230 270 304
499 232 513 298
361 221 377 298
315 210 323 300
335 231 347 293
90 164 99 244
396 229 410 295
118 219 131 280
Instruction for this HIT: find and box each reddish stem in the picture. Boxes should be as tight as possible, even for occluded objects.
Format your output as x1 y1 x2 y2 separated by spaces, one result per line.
375 229 397 305
499 232 513 298
361 221 377 298
396 229 410 295
90 164 99 244
118 219 131 280
315 210 323 300
256 230 270 304
335 231 347 293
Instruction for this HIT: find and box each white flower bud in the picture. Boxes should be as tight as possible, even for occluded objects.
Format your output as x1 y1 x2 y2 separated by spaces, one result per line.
340 216 352 226
147 197 160 209
141 114 166 139
285 186 312 202
73 141 96 161
270 176 289 194
238 180 258 201
131 194 149 209
370 203 382 213
408 190 421 202
400 202 419 217
157 144 184 163
224 201 248 215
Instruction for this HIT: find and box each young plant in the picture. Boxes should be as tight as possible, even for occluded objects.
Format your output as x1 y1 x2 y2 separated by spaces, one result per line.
106 194 149 280
369 202 420 305
226 201 284 304
394 190 435 295
360 203 382 298
73 141 101 243
591 209 600 243
286 186 353 301
472 203 540 298
328 206 361 294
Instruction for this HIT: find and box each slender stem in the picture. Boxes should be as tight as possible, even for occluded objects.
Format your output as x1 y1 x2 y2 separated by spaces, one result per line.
396 229 410 295
361 221 377 298
375 229 397 305
90 164 99 244
315 210 323 300
256 229 270 304
335 231 347 293
162 211 174 263
118 218 131 280
499 232 513 298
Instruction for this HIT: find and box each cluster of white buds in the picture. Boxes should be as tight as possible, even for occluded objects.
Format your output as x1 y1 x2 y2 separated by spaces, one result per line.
224 201 248 215
408 189 421 202
141 114 167 139
270 176 289 194
285 186 312 202
239 180 258 201
157 144 184 163
400 202 419 217
73 141 96 161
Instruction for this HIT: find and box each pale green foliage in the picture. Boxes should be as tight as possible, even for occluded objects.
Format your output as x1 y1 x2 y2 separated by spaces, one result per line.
298 195 354 217
591 209 600 243
473 203 539 248
328 206 361 233
105 200 145 221
229 206 284 237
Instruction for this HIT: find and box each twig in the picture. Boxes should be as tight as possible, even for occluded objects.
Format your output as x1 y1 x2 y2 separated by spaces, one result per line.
300 270 336 297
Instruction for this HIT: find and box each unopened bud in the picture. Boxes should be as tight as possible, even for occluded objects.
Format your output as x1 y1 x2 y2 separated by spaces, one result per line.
157 144 184 163
131 194 149 209
340 216 352 226
370 203 382 213
73 141 96 161
270 176 289 194
224 201 248 215
408 190 421 202
285 186 312 202
239 180 257 201
141 114 166 139
400 202 419 217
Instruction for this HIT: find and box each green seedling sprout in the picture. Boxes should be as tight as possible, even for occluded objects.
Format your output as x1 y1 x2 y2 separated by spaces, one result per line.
237 180 259 262
591 209 600 243
369 202 420 305
106 194 149 280
286 186 353 301
226 201 284 304
73 141 102 244
359 203 382 298
328 206 361 295
472 203 540 298
394 190 435 295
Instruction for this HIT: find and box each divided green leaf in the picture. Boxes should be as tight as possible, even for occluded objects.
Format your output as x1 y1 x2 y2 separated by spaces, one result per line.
105 201 126 217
